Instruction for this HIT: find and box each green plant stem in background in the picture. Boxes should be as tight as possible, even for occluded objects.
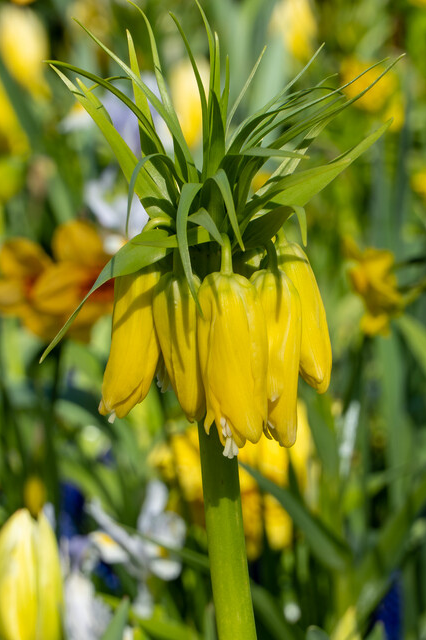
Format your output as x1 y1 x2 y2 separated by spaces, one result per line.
197 422 257 640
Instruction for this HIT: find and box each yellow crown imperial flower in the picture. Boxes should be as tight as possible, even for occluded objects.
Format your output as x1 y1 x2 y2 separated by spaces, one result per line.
99 266 161 419
277 237 332 394
251 255 302 447
153 262 205 422
0 509 63 640
197 239 268 458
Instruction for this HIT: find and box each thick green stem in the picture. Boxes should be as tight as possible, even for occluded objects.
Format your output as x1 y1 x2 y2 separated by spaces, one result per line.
197 422 257 640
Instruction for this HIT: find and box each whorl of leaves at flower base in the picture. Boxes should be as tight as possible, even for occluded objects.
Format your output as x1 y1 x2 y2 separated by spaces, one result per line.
42 2 396 455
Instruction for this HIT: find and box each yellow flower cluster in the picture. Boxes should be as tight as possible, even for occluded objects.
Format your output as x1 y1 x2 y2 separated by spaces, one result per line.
344 237 403 335
100 233 331 456
150 400 313 560
0 220 114 341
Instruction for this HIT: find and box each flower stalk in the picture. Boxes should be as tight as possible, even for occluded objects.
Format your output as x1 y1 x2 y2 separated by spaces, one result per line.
197 421 257 640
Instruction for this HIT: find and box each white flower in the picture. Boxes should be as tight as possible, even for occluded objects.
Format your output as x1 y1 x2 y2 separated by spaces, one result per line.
64 570 111 640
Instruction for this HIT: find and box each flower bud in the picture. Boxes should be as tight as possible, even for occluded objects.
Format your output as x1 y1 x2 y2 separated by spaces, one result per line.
277 239 331 393
153 273 205 422
197 272 268 457
99 266 161 419
251 268 301 446
0 509 63 640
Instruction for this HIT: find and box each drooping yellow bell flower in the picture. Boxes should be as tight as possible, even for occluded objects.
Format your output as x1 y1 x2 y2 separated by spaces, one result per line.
0 509 63 640
153 270 205 422
197 246 268 457
251 266 301 446
99 266 161 419
277 238 332 394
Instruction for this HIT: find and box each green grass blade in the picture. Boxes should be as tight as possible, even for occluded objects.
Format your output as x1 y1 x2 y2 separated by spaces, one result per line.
241 463 352 571
126 30 154 128
226 46 266 134
210 169 244 250
188 208 224 246
176 183 203 307
101 598 130 640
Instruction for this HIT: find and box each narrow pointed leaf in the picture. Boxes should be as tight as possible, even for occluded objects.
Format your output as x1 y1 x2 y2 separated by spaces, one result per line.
101 598 129 640
210 169 244 250
176 183 203 307
226 46 266 133
188 208 224 246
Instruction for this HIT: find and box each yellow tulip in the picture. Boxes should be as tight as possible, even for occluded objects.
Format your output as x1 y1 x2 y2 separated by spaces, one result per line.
153 272 205 422
0 509 63 640
251 268 301 447
197 272 268 456
99 266 161 419
277 238 332 394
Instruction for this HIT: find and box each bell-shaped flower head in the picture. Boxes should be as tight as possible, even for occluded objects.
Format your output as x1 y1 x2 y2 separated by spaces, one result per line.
251 262 302 446
277 237 331 394
197 241 268 457
153 267 205 422
99 265 161 419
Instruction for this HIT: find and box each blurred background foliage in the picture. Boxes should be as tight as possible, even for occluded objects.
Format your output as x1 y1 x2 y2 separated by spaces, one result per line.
0 0 425 638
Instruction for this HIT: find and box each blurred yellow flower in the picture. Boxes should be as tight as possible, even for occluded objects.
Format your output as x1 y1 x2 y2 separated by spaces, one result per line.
0 220 115 341
0 509 63 640
0 5 50 98
269 0 317 62
99 266 161 420
411 168 426 200
0 82 29 156
340 58 403 129
23 476 46 517
197 271 268 456
344 237 404 336
169 58 209 149
151 400 313 560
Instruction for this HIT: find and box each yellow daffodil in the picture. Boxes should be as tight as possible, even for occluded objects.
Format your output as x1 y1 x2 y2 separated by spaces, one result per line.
269 0 317 62
277 238 332 394
0 5 50 98
153 270 205 422
251 267 302 446
197 270 268 457
99 266 161 419
344 237 403 336
0 509 63 640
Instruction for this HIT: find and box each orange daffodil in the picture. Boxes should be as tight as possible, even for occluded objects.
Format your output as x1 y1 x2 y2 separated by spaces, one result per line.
0 220 114 341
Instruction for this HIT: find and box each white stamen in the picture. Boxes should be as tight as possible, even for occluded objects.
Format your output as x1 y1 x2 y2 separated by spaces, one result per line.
108 411 116 424
222 435 239 459
267 420 275 430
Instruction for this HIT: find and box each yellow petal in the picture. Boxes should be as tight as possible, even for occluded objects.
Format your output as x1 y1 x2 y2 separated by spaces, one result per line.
153 273 205 422
34 512 63 640
100 267 161 418
52 220 108 268
278 240 332 394
0 510 37 640
197 272 268 452
0 238 51 279
252 269 301 446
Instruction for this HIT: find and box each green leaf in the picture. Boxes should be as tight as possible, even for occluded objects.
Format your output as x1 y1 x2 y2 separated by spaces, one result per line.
251 582 301 640
49 67 168 216
241 464 352 571
241 147 309 160
126 30 154 129
305 627 330 640
294 205 307 246
395 314 426 379
188 208 224 246
72 19 198 182
40 230 172 362
226 46 266 134
101 598 130 640
205 92 226 177
242 206 293 248
210 169 244 250
243 120 391 223
176 183 203 307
